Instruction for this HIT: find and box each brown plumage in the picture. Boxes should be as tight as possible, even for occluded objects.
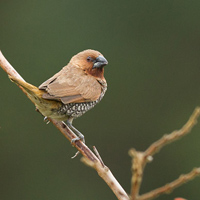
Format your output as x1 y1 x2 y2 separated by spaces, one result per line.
10 49 108 142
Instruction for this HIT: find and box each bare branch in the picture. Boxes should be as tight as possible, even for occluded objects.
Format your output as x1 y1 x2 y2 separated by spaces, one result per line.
138 168 200 200
129 107 200 200
82 157 129 200
0 51 25 81
129 149 145 200
144 107 200 158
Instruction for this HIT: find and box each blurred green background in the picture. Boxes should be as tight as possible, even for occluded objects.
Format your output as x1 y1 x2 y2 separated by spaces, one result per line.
1 1 200 199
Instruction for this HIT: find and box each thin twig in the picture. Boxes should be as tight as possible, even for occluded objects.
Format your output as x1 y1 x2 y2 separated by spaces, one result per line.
93 146 105 167
81 157 129 200
129 149 146 200
138 168 200 200
0 50 129 200
144 107 200 158
0 52 25 81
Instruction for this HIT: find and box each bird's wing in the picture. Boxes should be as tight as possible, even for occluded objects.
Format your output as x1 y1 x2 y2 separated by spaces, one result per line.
39 65 102 104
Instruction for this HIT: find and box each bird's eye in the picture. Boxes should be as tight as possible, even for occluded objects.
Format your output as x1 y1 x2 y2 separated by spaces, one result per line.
86 56 92 62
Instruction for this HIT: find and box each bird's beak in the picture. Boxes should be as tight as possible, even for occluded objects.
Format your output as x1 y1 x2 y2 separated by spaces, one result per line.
93 55 108 69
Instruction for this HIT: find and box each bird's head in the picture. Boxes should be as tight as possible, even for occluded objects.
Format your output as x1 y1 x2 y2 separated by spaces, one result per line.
70 49 108 79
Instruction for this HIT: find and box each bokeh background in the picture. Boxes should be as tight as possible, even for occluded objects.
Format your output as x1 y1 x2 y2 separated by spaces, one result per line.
1 1 200 199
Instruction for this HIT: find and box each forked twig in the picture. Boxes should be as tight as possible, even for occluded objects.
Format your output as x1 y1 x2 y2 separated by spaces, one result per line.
129 107 200 200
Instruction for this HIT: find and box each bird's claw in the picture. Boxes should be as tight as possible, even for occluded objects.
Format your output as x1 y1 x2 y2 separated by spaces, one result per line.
71 135 85 144
44 116 50 124
71 151 80 159
71 137 80 144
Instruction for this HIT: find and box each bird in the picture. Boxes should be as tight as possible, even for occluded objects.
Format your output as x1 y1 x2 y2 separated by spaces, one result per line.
9 49 108 143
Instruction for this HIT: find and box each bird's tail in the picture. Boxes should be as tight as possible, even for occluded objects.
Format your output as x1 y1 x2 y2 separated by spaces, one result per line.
8 75 61 113
9 75 45 103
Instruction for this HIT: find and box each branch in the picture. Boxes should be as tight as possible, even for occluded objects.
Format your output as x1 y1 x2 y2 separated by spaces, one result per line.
0 51 129 200
144 107 200 157
138 168 200 200
129 107 200 200
0 51 25 81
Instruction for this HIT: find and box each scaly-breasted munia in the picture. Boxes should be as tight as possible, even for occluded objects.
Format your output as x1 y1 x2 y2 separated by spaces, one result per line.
10 49 108 142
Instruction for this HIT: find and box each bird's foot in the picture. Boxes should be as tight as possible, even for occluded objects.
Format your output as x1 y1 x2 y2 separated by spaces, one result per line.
71 134 85 144
44 116 50 124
